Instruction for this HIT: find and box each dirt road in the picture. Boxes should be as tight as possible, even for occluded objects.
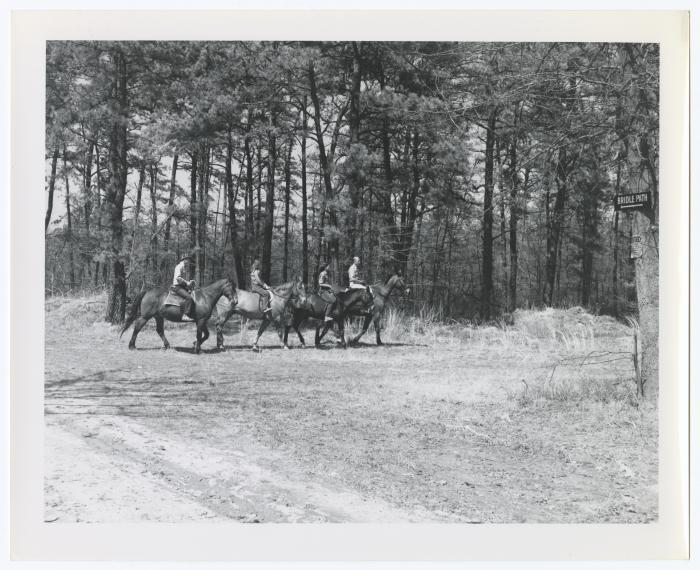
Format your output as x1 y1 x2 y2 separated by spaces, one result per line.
44 305 657 523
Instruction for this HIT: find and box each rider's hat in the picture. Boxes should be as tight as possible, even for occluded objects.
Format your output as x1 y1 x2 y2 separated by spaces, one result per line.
180 254 194 262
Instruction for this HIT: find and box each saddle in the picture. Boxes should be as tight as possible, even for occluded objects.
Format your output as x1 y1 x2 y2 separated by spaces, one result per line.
165 286 196 310
318 288 336 304
250 289 270 313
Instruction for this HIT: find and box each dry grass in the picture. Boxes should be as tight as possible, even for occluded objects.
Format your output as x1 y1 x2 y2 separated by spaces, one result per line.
44 296 656 523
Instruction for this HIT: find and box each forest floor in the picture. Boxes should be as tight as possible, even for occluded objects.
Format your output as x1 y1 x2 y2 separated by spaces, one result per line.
44 295 658 523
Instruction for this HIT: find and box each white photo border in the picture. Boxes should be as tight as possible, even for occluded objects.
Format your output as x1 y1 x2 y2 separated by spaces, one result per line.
9 9 690 562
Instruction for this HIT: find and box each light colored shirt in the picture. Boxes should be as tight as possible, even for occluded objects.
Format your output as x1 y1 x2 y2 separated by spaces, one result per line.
250 269 267 289
318 270 330 288
348 263 360 284
173 260 189 286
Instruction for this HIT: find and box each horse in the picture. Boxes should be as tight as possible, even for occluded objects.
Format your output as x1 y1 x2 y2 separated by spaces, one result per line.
120 278 236 354
282 288 344 349
304 273 409 348
212 276 309 351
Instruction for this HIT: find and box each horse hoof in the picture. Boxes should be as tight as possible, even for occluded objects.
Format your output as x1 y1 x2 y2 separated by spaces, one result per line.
128 345 136 350
283 345 289 351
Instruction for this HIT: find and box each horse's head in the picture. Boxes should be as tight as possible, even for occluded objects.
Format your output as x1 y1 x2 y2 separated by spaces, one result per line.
388 271 410 296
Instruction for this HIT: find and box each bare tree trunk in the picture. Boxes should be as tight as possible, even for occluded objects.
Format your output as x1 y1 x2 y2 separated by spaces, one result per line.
256 146 263 243
633 209 658 400
481 108 497 319
105 47 129 323
83 139 94 234
508 139 519 312
496 143 508 310
93 144 102 286
581 189 596 307
262 111 276 283
612 211 620 314
634 130 659 400
225 128 245 287
189 150 198 259
244 131 255 274
543 148 571 306
196 145 210 284
282 133 293 281
163 153 178 268
129 163 146 268
301 95 309 286
149 163 159 284
45 145 60 232
347 41 362 258
309 60 339 274
62 148 76 289
378 65 400 269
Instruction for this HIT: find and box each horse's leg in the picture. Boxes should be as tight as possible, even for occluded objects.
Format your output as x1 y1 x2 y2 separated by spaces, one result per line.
295 319 306 348
375 318 383 346
351 314 373 344
240 316 248 345
278 326 289 350
317 321 331 345
201 322 210 346
336 318 347 349
215 315 224 350
252 320 269 350
128 316 149 350
154 315 170 350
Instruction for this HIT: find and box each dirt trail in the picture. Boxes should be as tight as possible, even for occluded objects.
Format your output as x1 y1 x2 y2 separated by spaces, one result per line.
46 412 443 523
44 310 657 523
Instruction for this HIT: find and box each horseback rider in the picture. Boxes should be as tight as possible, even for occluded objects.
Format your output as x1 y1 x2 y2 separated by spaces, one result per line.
172 254 196 319
318 262 336 323
250 259 273 315
348 256 374 312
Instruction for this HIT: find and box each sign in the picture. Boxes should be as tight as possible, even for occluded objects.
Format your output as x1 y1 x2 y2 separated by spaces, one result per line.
630 234 643 259
614 192 652 211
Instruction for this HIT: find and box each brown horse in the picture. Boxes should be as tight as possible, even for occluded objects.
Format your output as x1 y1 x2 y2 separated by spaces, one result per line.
212 276 309 350
308 273 409 347
120 278 236 353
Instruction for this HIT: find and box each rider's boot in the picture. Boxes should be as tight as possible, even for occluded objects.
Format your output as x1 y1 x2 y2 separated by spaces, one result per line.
324 304 334 322
366 291 375 314
184 297 196 320
263 299 272 315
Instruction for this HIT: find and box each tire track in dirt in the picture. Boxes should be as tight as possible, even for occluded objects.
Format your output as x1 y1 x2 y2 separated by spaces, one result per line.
45 413 447 523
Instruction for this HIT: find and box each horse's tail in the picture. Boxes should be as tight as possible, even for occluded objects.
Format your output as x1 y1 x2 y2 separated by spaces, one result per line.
119 289 147 337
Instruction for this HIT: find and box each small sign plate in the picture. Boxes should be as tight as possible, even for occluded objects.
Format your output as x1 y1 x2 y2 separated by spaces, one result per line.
630 235 643 259
615 192 651 211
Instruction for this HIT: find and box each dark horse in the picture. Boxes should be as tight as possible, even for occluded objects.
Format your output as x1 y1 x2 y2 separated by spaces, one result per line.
289 273 409 348
120 278 236 354
282 287 344 348
211 277 309 350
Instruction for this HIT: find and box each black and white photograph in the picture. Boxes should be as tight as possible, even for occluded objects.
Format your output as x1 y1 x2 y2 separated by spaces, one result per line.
41 37 663 526
6 7 690 562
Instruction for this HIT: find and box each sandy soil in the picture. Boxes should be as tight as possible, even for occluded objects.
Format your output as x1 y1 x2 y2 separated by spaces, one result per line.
44 308 658 523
